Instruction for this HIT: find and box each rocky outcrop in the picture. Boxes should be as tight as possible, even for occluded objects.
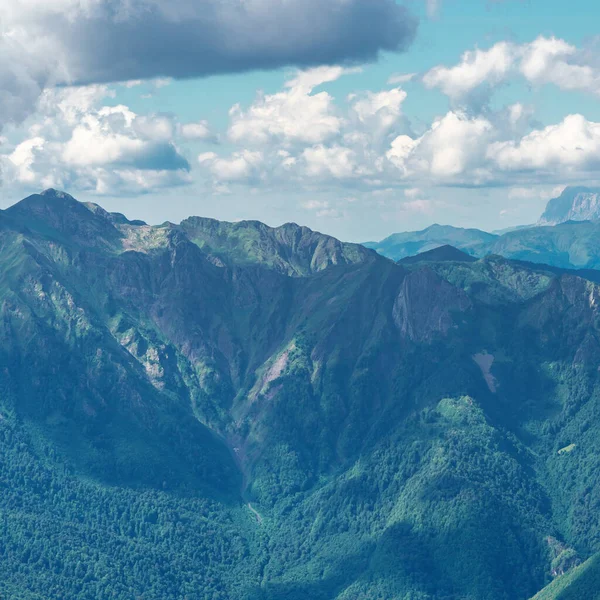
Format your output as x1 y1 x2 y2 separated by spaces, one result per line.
393 268 471 342
538 186 600 225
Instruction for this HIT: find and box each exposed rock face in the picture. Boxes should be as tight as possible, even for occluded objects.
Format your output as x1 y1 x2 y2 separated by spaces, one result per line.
393 268 471 342
538 186 600 225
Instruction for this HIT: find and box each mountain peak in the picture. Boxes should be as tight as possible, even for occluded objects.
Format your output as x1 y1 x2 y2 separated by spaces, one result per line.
5 189 122 247
39 188 75 200
399 244 478 265
538 186 600 225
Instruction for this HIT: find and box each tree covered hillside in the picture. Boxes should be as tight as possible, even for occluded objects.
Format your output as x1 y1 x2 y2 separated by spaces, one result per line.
2 190 600 599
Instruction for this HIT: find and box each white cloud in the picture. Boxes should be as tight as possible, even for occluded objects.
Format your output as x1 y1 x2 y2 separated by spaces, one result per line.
301 198 345 218
387 111 494 180
387 73 416 85
228 66 352 146
61 107 188 171
508 185 566 200
519 37 600 93
349 87 408 141
386 135 420 176
400 199 434 214
423 36 600 106
179 121 215 142
132 114 175 142
422 42 515 103
199 150 264 182
8 137 46 184
488 114 600 172
302 145 356 179
1 89 191 194
404 187 425 199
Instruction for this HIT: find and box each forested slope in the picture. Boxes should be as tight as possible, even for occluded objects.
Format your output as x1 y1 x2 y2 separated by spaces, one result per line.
2 190 600 598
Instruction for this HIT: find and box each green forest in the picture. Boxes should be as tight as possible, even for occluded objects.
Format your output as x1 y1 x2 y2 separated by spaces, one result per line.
3 191 600 599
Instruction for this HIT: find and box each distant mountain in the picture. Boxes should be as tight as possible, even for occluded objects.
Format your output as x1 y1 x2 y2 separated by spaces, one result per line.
364 223 497 261
398 244 478 264
538 186 600 225
366 202 600 271
4 190 600 599
486 220 600 269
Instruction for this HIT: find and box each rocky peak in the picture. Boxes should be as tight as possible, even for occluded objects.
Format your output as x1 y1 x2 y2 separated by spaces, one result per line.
538 186 600 225
5 189 122 248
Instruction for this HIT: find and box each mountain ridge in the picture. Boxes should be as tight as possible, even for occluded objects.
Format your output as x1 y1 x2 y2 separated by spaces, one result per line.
3 189 600 599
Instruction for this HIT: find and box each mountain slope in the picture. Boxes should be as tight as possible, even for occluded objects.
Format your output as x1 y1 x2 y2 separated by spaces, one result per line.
531 553 600 600
4 190 600 599
179 215 373 276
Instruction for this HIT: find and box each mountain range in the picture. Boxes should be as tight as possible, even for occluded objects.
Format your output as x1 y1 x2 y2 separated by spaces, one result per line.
3 189 600 599
365 186 600 270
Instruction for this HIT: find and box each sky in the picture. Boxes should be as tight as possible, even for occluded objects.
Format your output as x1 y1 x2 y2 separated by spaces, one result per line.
1 0 600 241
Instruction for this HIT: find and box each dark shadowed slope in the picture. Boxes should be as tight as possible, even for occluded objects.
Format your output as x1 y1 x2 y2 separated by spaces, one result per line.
398 244 478 264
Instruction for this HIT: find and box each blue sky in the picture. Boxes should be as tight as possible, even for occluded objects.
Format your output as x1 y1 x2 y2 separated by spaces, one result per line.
1 0 600 241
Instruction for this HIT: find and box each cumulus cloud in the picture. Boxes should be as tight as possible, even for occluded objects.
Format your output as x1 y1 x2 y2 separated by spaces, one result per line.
0 0 416 132
187 55 600 198
198 150 264 183
228 66 352 146
302 145 357 179
1 86 191 194
487 114 600 173
349 87 408 142
423 36 600 107
422 42 515 105
387 111 495 181
519 37 600 93
179 121 216 142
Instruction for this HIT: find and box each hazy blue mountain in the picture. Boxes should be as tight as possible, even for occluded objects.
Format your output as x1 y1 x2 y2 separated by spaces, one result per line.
538 186 600 225
398 244 478 264
3 190 600 599
364 223 497 261
365 187 600 270
486 220 600 269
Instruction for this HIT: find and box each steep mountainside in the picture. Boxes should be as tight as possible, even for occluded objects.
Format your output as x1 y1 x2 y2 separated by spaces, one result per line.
179 215 373 276
538 186 600 225
3 190 600 599
531 553 600 600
